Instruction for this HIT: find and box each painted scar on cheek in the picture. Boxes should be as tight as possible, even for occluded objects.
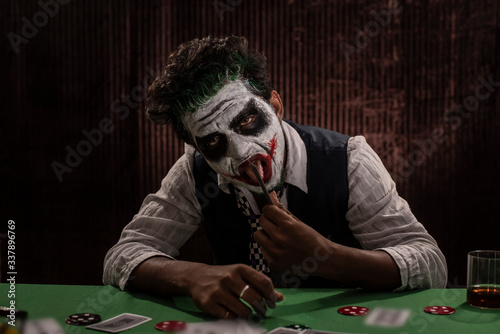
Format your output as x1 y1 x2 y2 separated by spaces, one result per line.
268 133 278 157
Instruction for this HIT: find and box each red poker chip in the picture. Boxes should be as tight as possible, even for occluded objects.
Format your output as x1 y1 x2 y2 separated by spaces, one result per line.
338 306 369 316
424 306 456 315
155 321 187 332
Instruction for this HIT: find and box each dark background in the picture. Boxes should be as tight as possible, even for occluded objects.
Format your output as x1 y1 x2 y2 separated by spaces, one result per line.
1 0 499 288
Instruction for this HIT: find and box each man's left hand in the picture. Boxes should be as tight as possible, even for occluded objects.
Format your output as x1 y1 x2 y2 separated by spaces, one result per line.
253 192 334 273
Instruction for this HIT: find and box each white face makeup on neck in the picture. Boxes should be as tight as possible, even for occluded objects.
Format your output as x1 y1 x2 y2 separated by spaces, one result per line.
183 80 286 193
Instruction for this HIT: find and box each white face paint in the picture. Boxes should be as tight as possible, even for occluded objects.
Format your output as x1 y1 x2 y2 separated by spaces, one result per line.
183 80 286 193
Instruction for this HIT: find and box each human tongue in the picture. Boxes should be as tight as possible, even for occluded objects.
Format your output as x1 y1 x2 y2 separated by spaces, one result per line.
245 160 264 184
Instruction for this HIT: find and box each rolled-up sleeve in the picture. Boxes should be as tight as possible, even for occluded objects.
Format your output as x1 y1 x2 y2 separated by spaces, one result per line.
346 136 448 290
103 148 203 290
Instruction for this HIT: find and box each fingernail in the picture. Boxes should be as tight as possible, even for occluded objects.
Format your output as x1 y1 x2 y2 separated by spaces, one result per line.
270 191 280 205
266 299 276 308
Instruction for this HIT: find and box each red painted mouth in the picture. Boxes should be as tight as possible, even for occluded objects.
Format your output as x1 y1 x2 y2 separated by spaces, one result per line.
224 153 272 186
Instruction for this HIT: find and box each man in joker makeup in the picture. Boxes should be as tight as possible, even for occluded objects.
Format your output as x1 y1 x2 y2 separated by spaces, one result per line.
104 36 447 319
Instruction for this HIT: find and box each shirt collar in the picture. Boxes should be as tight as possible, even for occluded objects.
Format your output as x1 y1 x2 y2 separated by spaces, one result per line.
217 121 309 195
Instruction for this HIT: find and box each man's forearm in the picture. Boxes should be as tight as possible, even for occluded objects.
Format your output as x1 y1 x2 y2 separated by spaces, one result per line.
317 242 401 290
127 256 204 296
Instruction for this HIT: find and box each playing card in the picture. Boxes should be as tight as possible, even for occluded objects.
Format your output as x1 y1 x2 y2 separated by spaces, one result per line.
364 307 410 327
86 313 151 333
266 328 302 334
302 330 359 334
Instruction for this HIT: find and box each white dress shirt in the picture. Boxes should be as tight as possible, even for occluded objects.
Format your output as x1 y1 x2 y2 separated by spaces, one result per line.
103 122 448 291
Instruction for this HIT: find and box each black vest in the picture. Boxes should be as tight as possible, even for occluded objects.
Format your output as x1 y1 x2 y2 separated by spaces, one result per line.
193 120 361 287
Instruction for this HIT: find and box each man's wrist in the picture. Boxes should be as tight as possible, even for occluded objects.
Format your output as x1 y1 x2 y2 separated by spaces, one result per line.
180 262 208 298
314 239 342 279
314 244 401 290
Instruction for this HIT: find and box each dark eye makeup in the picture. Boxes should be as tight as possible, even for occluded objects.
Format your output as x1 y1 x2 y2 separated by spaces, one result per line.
229 100 269 136
195 132 228 161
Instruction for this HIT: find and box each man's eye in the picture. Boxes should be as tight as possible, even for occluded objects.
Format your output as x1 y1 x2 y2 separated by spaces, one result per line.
207 136 220 147
240 115 255 128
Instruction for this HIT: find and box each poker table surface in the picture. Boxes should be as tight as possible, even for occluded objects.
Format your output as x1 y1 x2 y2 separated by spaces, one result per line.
1 284 499 334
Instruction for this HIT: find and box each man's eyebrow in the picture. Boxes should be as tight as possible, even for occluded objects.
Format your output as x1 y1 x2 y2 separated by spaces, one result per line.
197 98 234 124
195 132 221 143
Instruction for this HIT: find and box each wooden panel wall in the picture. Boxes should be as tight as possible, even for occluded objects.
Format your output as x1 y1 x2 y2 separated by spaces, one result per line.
2 0 499 287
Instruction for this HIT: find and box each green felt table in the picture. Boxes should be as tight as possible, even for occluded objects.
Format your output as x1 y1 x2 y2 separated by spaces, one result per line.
1 284 499 334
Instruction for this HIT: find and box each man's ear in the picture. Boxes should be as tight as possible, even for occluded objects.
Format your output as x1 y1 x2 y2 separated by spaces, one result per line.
270 90 284 121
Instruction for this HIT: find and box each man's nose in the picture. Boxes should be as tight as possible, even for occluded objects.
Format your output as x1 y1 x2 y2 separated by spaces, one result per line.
226 134 253 160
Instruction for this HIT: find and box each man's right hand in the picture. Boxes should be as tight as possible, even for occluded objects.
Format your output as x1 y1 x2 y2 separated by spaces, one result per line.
129 257 284 319
186 263 284 319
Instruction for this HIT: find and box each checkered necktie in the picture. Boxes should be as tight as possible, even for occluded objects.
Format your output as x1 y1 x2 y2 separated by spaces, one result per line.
233 185 286 274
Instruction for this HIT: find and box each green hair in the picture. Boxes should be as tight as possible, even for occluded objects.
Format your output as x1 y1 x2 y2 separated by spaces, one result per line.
146 36 272 145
